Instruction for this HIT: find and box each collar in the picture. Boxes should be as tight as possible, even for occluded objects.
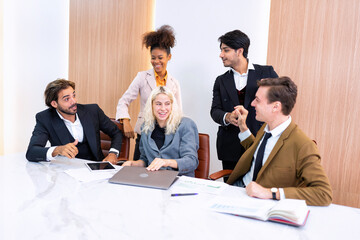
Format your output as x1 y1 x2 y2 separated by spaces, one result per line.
56 110 81 125
154 70 168 81
229 59 255 75
264 116 292 138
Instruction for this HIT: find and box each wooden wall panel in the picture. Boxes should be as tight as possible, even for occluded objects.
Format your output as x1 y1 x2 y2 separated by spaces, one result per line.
268 0 360 207
69 0 155 159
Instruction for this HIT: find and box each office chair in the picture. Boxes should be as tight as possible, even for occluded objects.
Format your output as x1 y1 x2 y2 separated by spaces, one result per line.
195 133 210 179
100 119 130 161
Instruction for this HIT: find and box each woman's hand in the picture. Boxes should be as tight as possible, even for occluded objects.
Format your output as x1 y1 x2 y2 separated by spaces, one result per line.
147 158 178 171
122 160 146 167
122 119 135 139
121 160 133 167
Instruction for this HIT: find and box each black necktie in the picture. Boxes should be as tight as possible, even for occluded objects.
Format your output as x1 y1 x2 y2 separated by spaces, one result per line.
252 132 272 181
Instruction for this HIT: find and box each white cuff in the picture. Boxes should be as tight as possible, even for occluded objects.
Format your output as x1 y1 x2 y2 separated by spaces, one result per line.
279 188 285 200
222 113 230 126
109 148 119 157
238 129 251 142
46 147 57 161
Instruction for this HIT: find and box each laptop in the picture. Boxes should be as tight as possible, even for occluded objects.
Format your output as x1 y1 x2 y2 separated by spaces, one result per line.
109 166 179 190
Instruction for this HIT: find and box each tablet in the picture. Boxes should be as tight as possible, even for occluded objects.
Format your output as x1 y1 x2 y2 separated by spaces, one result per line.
85 162 116 171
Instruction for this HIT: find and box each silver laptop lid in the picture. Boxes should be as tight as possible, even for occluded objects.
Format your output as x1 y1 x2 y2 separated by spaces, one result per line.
109 166 179 190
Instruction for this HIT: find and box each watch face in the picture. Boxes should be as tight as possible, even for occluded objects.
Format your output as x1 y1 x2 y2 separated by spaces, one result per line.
271 187 277 193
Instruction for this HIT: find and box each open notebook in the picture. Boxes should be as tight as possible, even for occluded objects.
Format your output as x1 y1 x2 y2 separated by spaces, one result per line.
207 197 310 226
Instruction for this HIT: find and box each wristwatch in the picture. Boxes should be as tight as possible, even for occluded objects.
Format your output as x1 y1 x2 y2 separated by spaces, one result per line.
271 188 278 200
109 151 119 157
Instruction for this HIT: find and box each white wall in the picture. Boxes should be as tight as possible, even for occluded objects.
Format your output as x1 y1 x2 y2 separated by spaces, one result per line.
155 0 272 174
2 0 69 154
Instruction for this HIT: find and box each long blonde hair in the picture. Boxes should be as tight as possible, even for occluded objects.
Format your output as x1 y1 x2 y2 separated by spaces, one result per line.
142 86 182 135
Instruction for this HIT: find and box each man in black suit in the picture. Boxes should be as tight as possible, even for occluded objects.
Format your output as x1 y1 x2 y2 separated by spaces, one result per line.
211 30 278 175
26 79 122 164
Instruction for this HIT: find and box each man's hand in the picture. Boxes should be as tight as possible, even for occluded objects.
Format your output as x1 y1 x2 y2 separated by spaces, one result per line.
246 181 272 199
103 153 118 165
53 139 79 159
122 119 135 139
234 106 249 132
225 110 239 126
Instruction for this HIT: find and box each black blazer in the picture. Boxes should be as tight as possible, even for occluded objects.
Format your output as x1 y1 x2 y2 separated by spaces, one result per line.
210 64 278 162
26 104 122 162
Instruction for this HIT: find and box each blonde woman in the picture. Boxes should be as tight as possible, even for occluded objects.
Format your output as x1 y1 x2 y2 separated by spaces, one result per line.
122 87 198 177
116 25 182 160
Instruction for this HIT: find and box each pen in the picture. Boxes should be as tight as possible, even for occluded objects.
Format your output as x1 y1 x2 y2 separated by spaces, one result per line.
171 193 198 197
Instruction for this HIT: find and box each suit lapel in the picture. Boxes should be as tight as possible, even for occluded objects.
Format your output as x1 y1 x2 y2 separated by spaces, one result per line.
223 71 239 106
147 131 160 152
256 121 296 181
230 125 266 180
163 132 174 150
145 70 156 91
51 110 73 145
166 75 175 91
244 69 260 109
78 105 98 158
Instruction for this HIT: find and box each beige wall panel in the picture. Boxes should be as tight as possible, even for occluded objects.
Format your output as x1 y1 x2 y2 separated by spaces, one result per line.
268 0 360 207
69 0 155 158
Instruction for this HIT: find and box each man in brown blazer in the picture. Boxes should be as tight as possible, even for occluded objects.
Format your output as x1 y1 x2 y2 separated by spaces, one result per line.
227 76 332 206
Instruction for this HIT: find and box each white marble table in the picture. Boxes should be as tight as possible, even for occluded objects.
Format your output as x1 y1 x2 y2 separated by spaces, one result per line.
1 153 359 240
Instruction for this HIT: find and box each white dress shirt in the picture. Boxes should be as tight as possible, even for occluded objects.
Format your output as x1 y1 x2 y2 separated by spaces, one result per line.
222 61 255 125
238 116 292 199
46 111 118 161
46 111 84 160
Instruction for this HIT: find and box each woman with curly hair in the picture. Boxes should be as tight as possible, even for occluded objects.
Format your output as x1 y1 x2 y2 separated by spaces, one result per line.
116 25 182 160
122 86 198 177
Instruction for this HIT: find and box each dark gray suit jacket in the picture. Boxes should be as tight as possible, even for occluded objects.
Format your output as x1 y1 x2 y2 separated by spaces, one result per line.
26 104 122 162
210 64 278 162
139 117 199 177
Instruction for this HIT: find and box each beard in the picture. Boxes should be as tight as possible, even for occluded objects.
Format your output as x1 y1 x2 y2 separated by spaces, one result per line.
57 103 77 115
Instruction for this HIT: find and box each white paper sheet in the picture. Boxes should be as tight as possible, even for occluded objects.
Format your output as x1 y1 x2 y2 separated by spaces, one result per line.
65 167 120 182
170 176 229 195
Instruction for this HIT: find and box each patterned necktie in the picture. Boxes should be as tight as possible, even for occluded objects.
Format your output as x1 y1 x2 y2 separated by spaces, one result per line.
252 132 272 181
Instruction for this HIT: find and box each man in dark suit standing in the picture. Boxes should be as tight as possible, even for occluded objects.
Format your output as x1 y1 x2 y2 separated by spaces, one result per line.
26 79 122 164
211 30 278 175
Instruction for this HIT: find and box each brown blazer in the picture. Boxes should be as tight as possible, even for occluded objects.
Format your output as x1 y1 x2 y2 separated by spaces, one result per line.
227 121 333 206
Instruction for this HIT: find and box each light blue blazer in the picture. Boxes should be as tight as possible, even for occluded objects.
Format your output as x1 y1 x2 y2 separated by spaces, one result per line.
139 117 199 177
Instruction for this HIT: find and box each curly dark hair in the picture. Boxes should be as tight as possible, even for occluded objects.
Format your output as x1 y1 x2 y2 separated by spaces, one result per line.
142 25 176 54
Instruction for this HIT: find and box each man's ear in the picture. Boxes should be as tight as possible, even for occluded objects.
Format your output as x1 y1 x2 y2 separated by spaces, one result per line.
273 102 281 112
51 100 58 109
237 48 244 57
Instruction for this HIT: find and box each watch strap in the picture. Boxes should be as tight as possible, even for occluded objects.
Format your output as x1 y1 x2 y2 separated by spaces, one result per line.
109 151 119 157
